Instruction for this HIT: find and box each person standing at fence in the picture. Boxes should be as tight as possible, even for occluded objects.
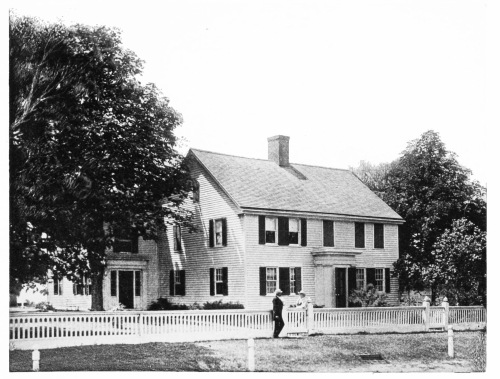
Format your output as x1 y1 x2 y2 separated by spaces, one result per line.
296 290 309 309
273 289 285 338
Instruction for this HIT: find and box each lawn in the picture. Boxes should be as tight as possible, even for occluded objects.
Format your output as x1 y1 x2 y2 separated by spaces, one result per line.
9 331 486 372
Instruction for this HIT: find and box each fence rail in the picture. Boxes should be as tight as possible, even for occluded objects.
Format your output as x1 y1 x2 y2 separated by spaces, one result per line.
9 301 486 350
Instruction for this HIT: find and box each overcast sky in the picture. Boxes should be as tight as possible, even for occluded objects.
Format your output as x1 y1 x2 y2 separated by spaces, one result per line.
8 0 496 186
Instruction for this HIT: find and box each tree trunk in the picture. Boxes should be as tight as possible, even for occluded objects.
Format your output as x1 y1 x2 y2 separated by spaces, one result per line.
89 252 106 311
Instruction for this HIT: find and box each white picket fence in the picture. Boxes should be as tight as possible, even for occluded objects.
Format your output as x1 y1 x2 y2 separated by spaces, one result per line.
9 300 486 350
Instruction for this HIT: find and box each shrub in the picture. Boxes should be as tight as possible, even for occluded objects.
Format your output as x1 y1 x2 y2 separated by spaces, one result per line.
348 283 388 307
148 298 190 311
35 302 56 312
202 300 244 310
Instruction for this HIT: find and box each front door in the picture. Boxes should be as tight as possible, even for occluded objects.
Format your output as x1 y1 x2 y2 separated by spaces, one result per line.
119 271 134 309
335 268 346 308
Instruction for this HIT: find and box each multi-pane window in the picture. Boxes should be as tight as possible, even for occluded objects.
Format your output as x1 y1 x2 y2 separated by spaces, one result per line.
266 267 277 294
356 269 365 290
265 217 277 244
53 277 62 295
192 179 200 202
288 219 299 244
215 219 223 246
355 222 365 248
374 223 384 249
74 276 91 296
290 268 296 294
215 268 224 295
113 228 138 254
375 268 384 291
173 225 182 251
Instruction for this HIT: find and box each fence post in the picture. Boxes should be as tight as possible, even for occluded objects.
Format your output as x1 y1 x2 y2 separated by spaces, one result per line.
307 302 314 335
442 297 449 330
32 349 40 371
423 296 430 331
247 338 255 372
448 326 454 358
138 313 142 337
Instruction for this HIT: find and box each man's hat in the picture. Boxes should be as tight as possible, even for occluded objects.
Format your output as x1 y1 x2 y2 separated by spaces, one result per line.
275 289 283 295
299 290 306 295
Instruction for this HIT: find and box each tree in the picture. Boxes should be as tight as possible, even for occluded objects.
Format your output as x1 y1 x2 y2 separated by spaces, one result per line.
10 14 193 310
351 131 486 301
348 284 388 307
422 219 486 306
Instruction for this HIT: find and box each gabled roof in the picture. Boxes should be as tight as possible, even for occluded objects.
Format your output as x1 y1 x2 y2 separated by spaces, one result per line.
188 148 403 221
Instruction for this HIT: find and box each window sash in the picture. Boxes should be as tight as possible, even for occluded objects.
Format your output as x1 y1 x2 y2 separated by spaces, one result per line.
288 218 299 244
375 268 384 291
289 267 296 294
215 219 223 246
174 225 182 251
265 217 277 244
266 267 277 294
356 268 365 290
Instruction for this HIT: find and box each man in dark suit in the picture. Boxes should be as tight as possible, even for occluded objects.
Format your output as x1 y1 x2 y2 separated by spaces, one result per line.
272 289 285 338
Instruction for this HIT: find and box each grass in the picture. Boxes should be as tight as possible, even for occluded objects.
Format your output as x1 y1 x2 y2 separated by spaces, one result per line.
10 330 486 372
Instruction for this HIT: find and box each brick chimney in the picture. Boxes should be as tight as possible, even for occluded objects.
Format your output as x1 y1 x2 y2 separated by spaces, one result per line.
268 135 290 166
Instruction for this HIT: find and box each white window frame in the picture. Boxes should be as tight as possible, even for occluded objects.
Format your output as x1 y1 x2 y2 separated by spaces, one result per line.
53 277 62 296
214 267 224 296
288 218 300 246
356 268 366 291
375 268 384 292
173 225 182 252
289 267 296 295
214 218 224 247
266 267 278 295
265 217 277 245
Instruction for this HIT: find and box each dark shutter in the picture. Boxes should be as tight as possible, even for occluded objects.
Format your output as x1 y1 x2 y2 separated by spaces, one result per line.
355 222 365 248
169 270 174 296
323 220 334 247
209 219 214 247
348 267 357 295
111 271 117 297
300 219 307 246
258 216 265 244
222 218 227 246
222 267 228 296
278 217 289 246
294 267 302 295
179 270 186 296
385 268 391 293
279 267 290 295
374 223 384 248
210 268 215 296
259 267 266 295
366 268 376 287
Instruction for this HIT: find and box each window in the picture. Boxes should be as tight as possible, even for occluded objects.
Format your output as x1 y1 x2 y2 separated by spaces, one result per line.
355 222 365 248
170 270 186 296
356 268 365 290
209 218 227 247
259 267 302 295
111 271 117 297
375 268 384 291
323 220 334 247
288 219 299 245
173 225 182 252
266 267 277 294
113 227 138 254
290 268 296 294
73 277 85 296
53 277 62 296
265 217 277 244
192 179 200 202
210 267 228 296
135 271 141 296
374 223 384 248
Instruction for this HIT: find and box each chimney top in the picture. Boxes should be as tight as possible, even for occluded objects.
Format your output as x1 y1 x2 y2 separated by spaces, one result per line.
268 135 290 166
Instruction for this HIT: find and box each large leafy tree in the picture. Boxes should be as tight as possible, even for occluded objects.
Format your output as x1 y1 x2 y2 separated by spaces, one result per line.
351 131 486 301
10 14 193 310
422 219 486 306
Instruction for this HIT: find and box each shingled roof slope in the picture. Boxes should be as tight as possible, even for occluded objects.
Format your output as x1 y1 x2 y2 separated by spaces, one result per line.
190 149 402 221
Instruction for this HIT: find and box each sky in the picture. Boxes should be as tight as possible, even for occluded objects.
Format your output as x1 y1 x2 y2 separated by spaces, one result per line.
7 0 496 186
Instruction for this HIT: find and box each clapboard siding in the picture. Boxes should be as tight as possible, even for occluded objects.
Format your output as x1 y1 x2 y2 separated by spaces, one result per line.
161 159 246 306
46 277 91 310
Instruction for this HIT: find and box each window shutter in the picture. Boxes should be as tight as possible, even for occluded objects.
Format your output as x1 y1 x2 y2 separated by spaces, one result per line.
169 270 174 296
366 268 376 287
355 222 365 248
210 268 215 296
111 271 117 297
222 267 228 296
294 267 302 294
323 220 334 247
209 219 214 247
279 267 290 295
385 268 391 293
374 224 384 248
348 267 357 295
179 270 186 296
222 218 227 246
278 217 289 246
300 219 307 246
259 267 266 296
258 216 265 244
